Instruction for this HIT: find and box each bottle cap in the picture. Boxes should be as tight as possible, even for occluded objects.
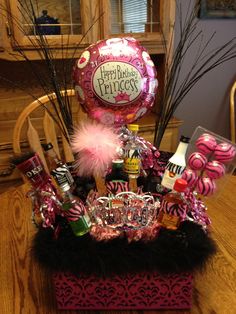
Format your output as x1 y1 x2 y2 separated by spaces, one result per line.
42 143 53 151
112 159 124 169
127 124 139 132
112 159 124 164
173 178 188 192
180 136 190 143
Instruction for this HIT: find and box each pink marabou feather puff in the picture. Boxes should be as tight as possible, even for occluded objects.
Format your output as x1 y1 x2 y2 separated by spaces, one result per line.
71 122 121 176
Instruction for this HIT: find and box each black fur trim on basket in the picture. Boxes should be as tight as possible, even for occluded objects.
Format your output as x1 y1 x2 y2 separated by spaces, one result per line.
32 220 216 277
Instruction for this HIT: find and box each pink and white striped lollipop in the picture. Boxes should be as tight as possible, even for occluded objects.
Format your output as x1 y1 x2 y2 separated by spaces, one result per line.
196 133 217 155
181 168 198 188
213 142 236 163
188 152 207 171
205 160 225 179
196 177 216 196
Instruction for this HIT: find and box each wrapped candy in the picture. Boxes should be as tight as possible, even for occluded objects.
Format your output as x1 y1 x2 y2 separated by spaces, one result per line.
184 190 211 229
185 126 236 198
195 133 217 155
196 177 216 196
181 168 198 188
205 160 225 179
213 142 236 163
188 152 207 171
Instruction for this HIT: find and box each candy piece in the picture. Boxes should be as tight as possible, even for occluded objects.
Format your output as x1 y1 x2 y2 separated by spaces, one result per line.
181 168 198 188
213 142 236 163
196 177 216 196
205 160 225 179
188 152 207 171
195 133 217 155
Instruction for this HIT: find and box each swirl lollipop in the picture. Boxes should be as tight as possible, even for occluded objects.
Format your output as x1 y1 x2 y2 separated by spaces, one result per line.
188 152 207 171
181 168 198 188
205 160 225 179
196 177 216 196
213 142 236 163
196 133 217 155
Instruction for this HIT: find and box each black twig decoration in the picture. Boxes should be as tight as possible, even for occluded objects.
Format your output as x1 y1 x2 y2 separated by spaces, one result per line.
154 1 236 148
1 0 103 143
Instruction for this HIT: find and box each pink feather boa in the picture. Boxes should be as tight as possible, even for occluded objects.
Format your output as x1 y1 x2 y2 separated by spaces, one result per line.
71 122 121 176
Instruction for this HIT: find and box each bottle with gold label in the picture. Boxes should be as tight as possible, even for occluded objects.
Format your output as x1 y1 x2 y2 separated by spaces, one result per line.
123 124 142 192
158 178 188 230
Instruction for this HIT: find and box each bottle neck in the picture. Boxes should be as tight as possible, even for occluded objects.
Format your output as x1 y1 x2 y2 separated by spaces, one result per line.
164 190 185 204
175 141 188 155
47 149 62 166
112 164 123 171
169 141 189 165
130 130 138 138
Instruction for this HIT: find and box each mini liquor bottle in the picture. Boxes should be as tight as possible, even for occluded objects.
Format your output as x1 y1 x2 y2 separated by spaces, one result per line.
158 178 188 230
161 135 190 190
42 142 62 171
105 159 129 194
59 182 91 236
123 124 142 192
43 142 74 188
51 163 91 236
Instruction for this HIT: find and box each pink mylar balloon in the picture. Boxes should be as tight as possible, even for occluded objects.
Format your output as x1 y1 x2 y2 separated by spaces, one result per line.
73 37 158 125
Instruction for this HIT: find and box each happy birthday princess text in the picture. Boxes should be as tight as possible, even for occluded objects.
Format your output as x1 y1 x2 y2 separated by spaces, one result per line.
94 64 141 97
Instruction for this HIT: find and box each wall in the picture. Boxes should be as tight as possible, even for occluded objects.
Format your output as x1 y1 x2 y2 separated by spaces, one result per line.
173 0 236 140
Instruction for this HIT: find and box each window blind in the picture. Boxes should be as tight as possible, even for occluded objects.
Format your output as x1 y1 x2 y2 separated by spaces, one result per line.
111 0 147 34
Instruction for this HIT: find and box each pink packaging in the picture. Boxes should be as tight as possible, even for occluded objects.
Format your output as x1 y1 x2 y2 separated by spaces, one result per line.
53 271 193 310
183 126 236 197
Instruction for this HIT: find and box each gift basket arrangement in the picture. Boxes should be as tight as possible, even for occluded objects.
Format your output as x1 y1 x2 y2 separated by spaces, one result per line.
12 37 236 311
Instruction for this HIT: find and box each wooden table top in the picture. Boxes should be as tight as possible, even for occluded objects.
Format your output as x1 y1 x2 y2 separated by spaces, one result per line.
0 175 235 314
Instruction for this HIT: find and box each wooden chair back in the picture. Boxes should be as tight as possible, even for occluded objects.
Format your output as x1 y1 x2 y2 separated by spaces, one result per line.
12 89 86 174
230 81 236 143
